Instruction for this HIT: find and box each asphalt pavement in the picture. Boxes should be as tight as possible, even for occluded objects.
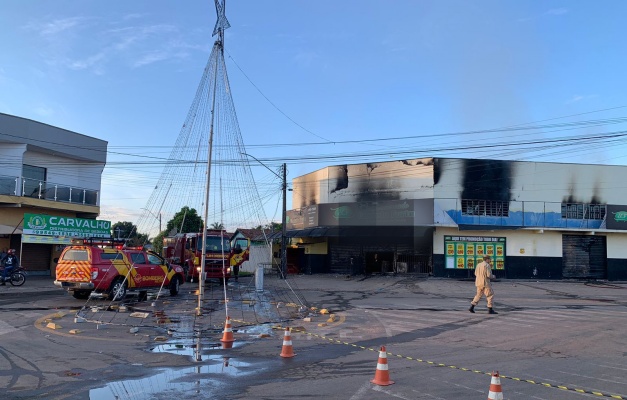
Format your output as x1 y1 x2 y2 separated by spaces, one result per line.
1 273 626 399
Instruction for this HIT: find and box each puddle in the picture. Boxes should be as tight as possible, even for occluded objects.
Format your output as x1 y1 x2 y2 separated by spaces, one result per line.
90 356 254 400
237 323 275 336
152 340 245 358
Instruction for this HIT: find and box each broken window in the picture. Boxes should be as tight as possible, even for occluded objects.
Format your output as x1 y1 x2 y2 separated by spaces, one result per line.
561 203 606 220
461 199 510 217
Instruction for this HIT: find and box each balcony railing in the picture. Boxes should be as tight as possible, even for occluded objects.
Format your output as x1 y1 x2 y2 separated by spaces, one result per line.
0 175 99 206
437 198 605 230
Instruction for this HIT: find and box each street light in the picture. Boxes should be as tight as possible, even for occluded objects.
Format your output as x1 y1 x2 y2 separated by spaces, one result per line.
142 208 162 232
241 153 288 279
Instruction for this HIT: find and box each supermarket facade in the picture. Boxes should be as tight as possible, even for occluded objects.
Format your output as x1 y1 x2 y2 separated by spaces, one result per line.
285 158 627 281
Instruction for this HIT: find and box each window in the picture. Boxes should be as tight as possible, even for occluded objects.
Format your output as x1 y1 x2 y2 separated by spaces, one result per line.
561 203 606 220
147 253 163 265
62 250 89 261
130 253 147 264
22 164 46 197
461 199 509 217
101 252 124 261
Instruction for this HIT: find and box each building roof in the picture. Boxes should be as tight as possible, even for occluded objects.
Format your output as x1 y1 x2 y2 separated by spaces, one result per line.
0 112 108 163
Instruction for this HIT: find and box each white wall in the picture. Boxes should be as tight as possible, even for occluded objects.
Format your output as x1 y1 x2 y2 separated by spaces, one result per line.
293 158 435 208
606 233 627 258
240 244 272 273
434 158 627 205
23 150 103 190
0 144 26 178
434 227 563 257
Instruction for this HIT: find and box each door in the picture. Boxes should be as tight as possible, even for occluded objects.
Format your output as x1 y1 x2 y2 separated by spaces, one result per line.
562 235 607 279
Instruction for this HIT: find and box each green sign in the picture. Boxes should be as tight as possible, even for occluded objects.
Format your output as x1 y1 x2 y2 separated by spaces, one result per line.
23 213 111 238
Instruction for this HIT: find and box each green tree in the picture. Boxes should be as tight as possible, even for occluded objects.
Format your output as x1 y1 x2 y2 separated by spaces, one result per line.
166 206 203 235
254 222 282 231
210 222 224 230
152 206 203 255
111 221 149 248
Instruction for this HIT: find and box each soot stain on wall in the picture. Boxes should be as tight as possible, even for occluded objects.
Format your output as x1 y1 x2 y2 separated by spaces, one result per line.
461 159 512 201
433 159 441 185
353 162 401 202
563 176 603 204
330 165 349 193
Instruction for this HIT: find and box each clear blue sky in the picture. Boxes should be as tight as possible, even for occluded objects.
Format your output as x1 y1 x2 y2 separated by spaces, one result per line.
2 1 627 225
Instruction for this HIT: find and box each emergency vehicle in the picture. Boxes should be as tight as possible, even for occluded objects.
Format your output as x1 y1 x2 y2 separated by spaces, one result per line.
54 239 186 300
163 229 250 283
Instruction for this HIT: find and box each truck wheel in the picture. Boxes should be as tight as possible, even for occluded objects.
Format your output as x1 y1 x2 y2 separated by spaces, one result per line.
109 278 127 301
72 290 91 300
169 276 181 296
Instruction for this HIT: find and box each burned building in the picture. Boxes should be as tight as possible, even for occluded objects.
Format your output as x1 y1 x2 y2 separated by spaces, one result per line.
286 157 627 281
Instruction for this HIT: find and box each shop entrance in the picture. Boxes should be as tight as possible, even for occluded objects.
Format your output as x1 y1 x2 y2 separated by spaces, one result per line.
365 252 394 274
562 235 607 279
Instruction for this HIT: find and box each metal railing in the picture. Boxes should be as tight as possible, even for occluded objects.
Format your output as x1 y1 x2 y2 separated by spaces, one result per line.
0 175 99 206
437 198 605 230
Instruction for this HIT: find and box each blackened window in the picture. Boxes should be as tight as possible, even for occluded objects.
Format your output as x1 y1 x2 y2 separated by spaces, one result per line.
561 203 606 220
461 199 510 217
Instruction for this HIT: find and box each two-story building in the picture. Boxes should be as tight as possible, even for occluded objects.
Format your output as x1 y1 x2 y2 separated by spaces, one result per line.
0 113 108 275
286 158 627 281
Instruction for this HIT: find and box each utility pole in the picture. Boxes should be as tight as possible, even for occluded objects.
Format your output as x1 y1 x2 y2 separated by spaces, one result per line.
241 153 288 279
281 163 287 279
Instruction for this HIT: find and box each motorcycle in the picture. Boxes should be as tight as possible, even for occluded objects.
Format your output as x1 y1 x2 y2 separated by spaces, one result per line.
0 265 26 286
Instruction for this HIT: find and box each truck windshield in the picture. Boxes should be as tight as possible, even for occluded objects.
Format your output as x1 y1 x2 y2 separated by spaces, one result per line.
198 236 231 253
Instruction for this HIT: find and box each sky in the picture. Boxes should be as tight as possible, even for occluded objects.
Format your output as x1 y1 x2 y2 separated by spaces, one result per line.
2 0 627 228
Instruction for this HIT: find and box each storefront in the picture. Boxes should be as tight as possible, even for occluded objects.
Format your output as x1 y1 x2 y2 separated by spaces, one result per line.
20 213 111 276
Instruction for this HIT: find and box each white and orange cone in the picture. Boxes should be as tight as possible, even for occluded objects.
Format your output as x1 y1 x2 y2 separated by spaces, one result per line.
371 346 394 386
220 316 235 343
279 327 296 358
487 371 503 400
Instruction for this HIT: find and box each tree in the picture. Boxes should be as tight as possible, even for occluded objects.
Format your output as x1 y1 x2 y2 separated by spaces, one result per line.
210 222 224 230
111 221 149 248
254 222 282 231
152 206 203 255
166 206 203 235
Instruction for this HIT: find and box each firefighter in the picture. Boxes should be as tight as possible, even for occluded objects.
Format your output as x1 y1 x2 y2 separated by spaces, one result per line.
468 255 498 314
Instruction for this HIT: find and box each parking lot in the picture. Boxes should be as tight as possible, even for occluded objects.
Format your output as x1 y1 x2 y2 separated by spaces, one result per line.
1 274 626 399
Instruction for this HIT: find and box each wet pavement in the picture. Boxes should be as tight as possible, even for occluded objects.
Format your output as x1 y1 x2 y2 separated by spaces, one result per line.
1 274 626 399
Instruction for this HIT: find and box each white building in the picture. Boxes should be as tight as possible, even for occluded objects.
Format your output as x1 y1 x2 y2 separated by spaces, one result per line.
0 113 107 275
287 158 627 281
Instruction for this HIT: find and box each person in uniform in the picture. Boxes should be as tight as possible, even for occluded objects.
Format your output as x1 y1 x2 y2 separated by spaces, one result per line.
469 255 498 314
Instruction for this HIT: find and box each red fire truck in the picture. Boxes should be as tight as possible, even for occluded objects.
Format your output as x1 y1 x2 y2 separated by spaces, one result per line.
163 229 249 283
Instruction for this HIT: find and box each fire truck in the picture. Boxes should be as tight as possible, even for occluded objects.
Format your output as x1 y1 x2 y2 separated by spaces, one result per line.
163 229 249 283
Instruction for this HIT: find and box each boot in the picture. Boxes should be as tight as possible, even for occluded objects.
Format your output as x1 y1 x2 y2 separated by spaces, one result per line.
468 304 475 313
488 307 498 315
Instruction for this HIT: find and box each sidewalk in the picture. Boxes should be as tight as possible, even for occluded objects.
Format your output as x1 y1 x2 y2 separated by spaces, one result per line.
0 275 58 296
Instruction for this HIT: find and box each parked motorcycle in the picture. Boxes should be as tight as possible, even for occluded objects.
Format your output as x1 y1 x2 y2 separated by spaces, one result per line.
0 266 26 286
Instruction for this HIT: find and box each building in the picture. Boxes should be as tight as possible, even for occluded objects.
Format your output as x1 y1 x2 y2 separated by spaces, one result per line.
286 158 627 281
0 113 108 275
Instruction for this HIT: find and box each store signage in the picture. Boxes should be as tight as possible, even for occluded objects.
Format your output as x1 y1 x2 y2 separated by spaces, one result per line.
607 205 627 230
23 213 111 238
444 235 506 270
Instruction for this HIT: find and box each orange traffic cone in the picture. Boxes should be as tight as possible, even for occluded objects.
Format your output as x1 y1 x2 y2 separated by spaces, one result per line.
220 316 235 343
279 327 296 358
371 346 394 386
487 371 503 399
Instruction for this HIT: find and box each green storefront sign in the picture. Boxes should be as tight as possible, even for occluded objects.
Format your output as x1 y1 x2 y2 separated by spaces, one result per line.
23 213 111 238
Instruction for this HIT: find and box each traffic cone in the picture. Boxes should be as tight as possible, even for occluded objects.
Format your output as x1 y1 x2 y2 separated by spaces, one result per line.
279 327 296 358
371 346 394 386
220 316 235 343
487 371 503 400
